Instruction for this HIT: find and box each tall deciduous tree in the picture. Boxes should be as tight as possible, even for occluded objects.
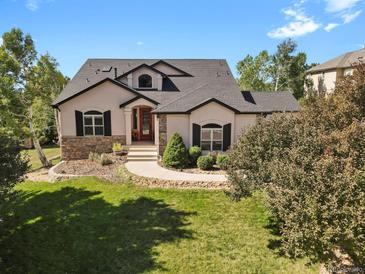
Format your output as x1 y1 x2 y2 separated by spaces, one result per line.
236 39 314 99
0 28 67 167
237 50 271 91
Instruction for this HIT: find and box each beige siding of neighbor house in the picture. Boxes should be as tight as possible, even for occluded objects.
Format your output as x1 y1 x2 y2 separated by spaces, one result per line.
308 69 338 94
59 81 135 136
166 115 190 147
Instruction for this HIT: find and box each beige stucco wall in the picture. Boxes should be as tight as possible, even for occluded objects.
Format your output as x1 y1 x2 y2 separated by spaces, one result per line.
131 67 162 90
189 102 236 146
234 114 257 141
308 69 337 94
165 108 258 149
166 114 190 147
59 81 135 136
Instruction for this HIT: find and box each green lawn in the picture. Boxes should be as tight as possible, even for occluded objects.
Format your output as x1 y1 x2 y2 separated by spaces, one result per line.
0 178 319 273
21 146 60 170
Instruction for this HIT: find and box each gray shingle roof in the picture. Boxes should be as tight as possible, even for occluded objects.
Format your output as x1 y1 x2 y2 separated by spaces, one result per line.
308 48 365 73
53 59 299 113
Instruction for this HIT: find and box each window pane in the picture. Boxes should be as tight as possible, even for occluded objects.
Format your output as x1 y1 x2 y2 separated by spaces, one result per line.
139 74 152 88
84 117 92 126
213 130 222 140
94 116 103 126
95 126 104 136
142 112 150 134
201 130 211 140
212 141 222 151
201 141 211 151
84 126 93 135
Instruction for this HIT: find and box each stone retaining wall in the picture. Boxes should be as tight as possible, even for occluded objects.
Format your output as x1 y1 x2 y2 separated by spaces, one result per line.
158 114 167 155
61 135 126 160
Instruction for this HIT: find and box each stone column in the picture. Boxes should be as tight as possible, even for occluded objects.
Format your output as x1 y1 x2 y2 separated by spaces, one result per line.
154 114 159 146
125 108 132 145
158 114 167 155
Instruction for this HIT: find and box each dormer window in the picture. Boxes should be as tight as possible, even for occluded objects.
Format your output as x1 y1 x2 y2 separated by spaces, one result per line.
138 74 152 88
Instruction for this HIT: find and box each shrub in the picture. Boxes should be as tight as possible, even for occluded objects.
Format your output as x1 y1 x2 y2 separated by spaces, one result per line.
188 146 201 166
88 152 99 162
216 153 229 170
100 153 113 166
0 132 28 212
162 133 189 168
197 155 214 170
89 152 113 166
208 151 218 162
112 142 122 152
226 64 365 266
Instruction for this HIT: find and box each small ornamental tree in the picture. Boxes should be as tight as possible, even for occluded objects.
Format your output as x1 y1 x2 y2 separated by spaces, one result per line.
162 133 189 168
227 63 365 267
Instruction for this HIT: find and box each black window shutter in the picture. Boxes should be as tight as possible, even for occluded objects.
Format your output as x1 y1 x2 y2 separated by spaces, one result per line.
75 110 84 136
104 110 112 136
192 123 201 147
223 123 231 151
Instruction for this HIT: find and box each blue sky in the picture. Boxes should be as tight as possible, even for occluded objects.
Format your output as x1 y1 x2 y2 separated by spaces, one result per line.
0 0 364 78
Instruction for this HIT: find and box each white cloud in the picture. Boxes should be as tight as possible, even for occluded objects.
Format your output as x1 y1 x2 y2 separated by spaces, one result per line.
325 0 360 13
342 10 362 23
268 7 320 38
26 0 39 11
324 23 340 31
0 37 3 46
136 41 144 46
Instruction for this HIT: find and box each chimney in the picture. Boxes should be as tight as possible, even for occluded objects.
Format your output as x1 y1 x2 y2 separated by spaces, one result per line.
114 67 118 78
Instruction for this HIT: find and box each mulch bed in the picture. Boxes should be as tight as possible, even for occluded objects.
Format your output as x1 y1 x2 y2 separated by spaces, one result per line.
54 154 127 182
157 160 226 175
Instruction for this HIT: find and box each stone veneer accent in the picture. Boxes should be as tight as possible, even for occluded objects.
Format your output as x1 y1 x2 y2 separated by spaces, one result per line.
61 135 126 160
158 114 167 155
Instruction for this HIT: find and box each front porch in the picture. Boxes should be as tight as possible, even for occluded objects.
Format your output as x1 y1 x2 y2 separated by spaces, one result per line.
123 98 159 146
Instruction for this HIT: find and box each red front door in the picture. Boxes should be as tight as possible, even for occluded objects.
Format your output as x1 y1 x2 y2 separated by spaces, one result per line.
139 108 153 140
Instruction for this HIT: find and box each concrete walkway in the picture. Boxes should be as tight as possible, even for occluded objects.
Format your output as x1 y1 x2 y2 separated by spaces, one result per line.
125 161 227 182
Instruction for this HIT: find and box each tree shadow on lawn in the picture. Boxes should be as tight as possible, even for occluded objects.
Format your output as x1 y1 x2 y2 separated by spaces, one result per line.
0 187 195 274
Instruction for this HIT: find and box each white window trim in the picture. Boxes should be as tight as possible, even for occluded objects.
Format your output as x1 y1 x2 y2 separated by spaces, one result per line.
201 127 223 151
83 113 104 136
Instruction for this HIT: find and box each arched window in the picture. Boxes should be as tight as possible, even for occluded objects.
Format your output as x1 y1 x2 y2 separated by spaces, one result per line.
84 110 104 136
138 74 152 88
201 123 223 151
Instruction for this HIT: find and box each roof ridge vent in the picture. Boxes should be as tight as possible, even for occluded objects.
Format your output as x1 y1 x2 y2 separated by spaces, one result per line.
216 72 221 77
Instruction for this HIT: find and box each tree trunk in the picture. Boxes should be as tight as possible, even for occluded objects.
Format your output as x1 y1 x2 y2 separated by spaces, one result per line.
54 108 61 145
29 106 51 168
275 69 280 92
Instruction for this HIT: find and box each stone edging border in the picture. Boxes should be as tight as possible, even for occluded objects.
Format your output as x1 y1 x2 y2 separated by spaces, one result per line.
48 162 231 190
119 166 230 190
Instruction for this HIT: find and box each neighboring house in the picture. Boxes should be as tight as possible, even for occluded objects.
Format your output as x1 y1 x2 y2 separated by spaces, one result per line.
52 59 299 160
307 48 365 94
